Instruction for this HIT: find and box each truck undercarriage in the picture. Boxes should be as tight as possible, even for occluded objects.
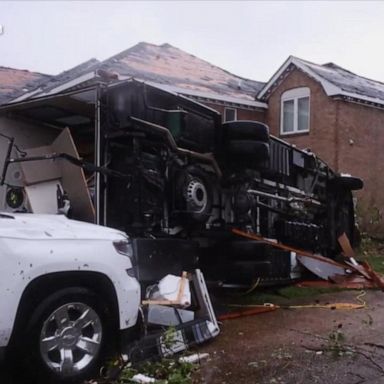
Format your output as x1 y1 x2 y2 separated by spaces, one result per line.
0 79 363 287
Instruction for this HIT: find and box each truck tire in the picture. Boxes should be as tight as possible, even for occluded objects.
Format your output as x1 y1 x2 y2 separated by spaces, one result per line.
223 121 269 142
24 287 112 383
176 166 214 223
227 140 270 162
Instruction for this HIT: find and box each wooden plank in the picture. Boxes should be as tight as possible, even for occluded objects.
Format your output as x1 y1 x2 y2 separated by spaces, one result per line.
338 232 356 258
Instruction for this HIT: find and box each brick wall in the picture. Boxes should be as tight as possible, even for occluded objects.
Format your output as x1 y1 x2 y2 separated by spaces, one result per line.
266 68 338 169
265 68 384 235
335 101 384 234
202 102 266 123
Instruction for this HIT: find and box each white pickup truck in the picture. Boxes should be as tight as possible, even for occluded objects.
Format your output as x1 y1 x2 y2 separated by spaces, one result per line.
0 212 141 383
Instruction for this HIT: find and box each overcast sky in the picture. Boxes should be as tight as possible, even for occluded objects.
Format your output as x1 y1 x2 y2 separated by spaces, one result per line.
0 1 384 83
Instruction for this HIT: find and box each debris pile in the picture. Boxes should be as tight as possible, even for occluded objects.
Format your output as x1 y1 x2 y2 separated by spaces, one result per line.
233 228 384 290
123 270 219 363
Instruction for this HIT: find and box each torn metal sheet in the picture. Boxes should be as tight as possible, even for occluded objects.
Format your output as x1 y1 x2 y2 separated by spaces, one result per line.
232 228 382 286
297 252 384 288
233 228 350 281
296 253 352 282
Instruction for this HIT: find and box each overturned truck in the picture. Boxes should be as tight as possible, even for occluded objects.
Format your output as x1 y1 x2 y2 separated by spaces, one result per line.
0 79 363 287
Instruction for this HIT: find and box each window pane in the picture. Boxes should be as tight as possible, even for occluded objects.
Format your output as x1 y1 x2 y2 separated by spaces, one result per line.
283 100 294 133
298 97 309 131
224 108 236 122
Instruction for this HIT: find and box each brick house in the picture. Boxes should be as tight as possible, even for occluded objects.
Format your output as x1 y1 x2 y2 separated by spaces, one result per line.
258 56 384 234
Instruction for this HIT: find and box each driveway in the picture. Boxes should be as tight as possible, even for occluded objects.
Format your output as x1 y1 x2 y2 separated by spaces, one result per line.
197 289 384 384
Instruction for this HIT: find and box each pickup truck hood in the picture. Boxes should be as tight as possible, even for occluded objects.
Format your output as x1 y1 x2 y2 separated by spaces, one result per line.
0 213 126 241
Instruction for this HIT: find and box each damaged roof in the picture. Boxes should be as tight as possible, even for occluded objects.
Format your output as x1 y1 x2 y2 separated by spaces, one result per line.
101 42 265 101
258 56 384 108
8 47 384 110
6 42 266 108
0 66 50 104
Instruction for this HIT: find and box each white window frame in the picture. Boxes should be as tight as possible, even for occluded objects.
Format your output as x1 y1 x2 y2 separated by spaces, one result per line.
280 87 310 135
224 107 237 122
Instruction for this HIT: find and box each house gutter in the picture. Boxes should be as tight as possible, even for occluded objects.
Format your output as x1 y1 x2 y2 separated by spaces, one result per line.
0 85 99 113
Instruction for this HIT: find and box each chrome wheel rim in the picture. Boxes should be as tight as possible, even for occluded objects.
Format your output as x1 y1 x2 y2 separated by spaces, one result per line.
39 302 102 376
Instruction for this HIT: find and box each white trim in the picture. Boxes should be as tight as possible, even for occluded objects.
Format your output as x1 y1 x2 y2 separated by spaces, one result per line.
10 88 43 103
43 71 97 96
258 56 340 100
9 72 98 103
334 90 384 107
280 87 310 135
257 56 384 109
281 87 310 100
258 56 294 100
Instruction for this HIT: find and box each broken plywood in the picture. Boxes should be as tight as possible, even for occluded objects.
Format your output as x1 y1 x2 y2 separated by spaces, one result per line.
18 128 95 222
20 146 61 185
51 128 95 223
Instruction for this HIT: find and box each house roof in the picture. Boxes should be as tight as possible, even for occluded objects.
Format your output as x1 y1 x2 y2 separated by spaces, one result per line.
0 66 50 104
258 56 384 108
6 42 267 109
102 42 265 101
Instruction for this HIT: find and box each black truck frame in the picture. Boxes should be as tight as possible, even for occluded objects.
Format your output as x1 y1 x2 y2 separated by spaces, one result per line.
0 79 363 287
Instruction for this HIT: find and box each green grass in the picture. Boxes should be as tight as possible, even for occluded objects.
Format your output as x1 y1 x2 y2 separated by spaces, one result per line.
357 235 384 274
228 285 344 306
363 255 384 274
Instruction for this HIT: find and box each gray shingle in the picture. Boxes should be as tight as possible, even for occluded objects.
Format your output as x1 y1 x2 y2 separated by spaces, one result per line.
296 58 384 102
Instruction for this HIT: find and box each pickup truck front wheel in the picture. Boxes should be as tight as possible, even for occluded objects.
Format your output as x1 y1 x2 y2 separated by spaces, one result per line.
25 287 111 383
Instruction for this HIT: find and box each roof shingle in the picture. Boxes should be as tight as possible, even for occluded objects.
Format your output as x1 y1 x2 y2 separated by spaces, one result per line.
3 42 266 105
0 66 50 104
